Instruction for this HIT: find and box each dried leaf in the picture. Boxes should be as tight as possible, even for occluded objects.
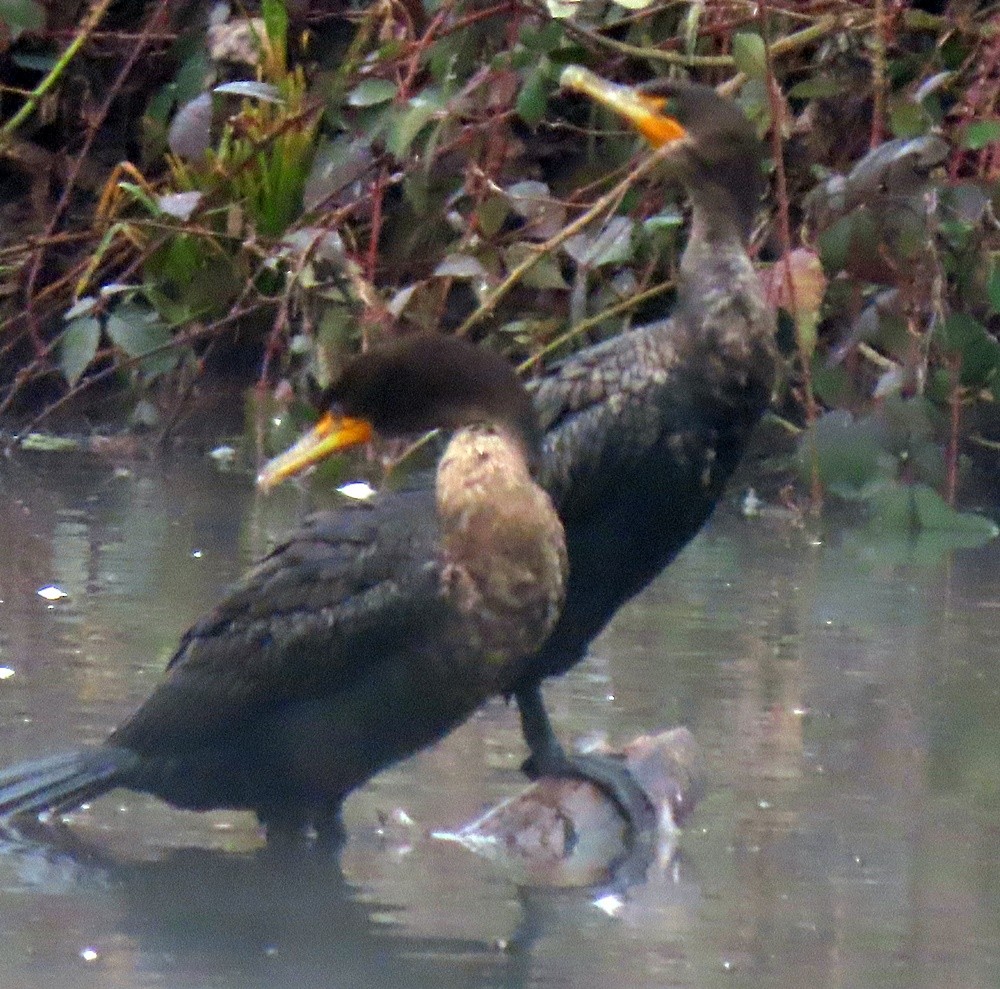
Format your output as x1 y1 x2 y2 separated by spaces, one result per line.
157 191 203 221
168 93 213 159
504 181 566 240
434 254 490 279
214 81 282 103
764 248 826 319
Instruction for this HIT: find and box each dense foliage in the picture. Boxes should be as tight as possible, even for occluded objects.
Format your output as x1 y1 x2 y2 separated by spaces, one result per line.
0 0 997 527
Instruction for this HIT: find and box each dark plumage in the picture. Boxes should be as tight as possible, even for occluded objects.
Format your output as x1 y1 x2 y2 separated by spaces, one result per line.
0 71 776 841
0 335 566 840
507 70 777 808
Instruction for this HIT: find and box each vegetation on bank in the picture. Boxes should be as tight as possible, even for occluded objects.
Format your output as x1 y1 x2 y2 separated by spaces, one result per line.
0 0 997 533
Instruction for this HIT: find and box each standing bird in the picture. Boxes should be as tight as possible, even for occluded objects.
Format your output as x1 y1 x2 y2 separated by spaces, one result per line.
0 70 776 841
0 334 566 841
508 68 778 820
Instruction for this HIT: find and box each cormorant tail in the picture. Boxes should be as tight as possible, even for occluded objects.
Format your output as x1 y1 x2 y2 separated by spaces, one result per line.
0 748 135 820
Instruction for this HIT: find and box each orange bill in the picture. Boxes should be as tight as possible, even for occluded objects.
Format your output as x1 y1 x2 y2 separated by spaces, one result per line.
257 412 373 492
560 65 687 148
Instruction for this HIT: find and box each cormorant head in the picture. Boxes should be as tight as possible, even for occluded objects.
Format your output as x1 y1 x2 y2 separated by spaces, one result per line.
258 334 539 490
561 67 766 241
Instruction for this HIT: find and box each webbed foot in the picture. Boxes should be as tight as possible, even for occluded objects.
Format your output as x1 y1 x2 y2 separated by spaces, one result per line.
515 683 656 839
522 748 657 836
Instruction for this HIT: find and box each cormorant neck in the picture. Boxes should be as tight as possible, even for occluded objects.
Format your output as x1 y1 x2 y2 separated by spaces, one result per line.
673 187 772 363
680 193 755 298
435 425 567 661
686 181 754 247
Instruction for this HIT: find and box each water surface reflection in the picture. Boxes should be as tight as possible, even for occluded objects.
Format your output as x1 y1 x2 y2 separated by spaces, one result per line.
0 451 998 989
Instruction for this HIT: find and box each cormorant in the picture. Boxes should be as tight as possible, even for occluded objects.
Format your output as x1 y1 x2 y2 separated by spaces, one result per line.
235 69 778 830
0 334 566 841
0 69 776 841
513 68 778 818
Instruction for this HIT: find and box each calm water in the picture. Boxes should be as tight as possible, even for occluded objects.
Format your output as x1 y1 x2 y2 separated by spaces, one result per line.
0 449 999 989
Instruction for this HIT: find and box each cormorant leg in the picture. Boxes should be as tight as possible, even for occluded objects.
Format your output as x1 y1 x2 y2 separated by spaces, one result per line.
260 805 313 847
514 684 657 835
260 803 346 850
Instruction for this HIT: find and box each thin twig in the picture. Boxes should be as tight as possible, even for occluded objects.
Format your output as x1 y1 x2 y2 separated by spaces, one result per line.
454 137 678 338
0 0 116 147
554 9 841 69
21 1 169 358
870 0 888 148
518 278 675 373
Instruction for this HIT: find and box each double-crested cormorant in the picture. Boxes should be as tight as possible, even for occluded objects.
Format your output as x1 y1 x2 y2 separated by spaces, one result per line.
511 68 777 813
0 334 566 839
225 70 777 830
0 70 775 841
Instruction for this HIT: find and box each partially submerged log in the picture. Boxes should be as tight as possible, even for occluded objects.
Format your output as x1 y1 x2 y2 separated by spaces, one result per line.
434 727 704 887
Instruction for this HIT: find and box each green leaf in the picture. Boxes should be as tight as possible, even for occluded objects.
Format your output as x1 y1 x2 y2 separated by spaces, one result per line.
935 313 1000 388
119 181 163 216
476 196 510 238
817 214 853 274
505 179 566 240
520 21 563 52
10 52 55 71
732 33 767 81
106 308 175 376
173 50 212 109
805 409 890 498
517 63 549 128
643 209 684 232
525 254 568 290
889 101 929 139
0 0 45 38
870 483 999 539
812 361 854 408
386 92 442 158
64 296 98 320
59 317 101 386
19 433 80 453
214 81 282 103
796 311 819 357
588 216 634 268
787 76 848 100
962 120 1000 151
988 263 1000 315
504 244 568 290
262 0 288 53
347 79 398 108
936 312 985 352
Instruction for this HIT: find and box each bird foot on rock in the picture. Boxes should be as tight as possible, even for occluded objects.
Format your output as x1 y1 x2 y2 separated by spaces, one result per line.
521 750 657 838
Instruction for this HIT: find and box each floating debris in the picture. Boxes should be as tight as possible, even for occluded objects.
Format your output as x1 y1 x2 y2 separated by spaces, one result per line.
338 481 377 500
592 893 624 918
436 727 704 887
19 434 80 453
37 585 68 601
209 445 238 465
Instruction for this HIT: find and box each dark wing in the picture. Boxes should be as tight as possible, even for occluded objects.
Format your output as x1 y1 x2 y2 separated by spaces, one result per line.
112 487 448 754
530 321 679 516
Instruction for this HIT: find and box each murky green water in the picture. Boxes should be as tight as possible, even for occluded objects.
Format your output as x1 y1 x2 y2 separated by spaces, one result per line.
0 449 998 989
